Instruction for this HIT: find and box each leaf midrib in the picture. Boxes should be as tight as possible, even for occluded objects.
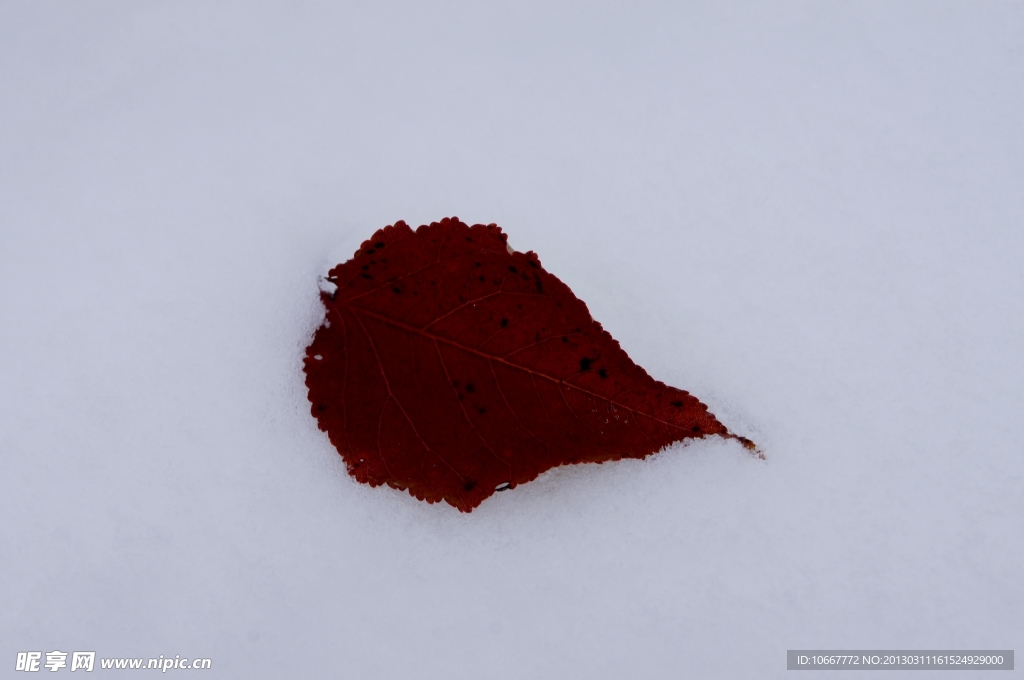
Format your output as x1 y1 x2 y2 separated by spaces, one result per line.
339 301 698 434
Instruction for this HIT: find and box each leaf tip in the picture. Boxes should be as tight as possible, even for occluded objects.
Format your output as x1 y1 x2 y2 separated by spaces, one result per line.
734 435 765 460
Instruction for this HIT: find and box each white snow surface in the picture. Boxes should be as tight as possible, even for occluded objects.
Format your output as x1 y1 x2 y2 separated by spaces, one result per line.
2 3 1021 678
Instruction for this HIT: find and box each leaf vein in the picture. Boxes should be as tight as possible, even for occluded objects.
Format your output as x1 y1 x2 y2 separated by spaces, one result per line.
346 305 697 435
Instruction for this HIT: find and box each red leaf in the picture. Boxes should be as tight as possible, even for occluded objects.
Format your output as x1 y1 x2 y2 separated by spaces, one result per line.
305 217 757 512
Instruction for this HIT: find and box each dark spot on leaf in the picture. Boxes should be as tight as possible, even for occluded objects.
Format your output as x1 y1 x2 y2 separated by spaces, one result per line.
691 425 702 433
599 369 608 379
465 383 475 393
361 265 369 270
463 479 477 491
671 401 683 407
479 276 485 282
374 242 385 248
579 357 593 371
501 318 508 327
360 273 372 279
477 407 486 414
392 287 401 294
562 336 568 343
508 266 518 273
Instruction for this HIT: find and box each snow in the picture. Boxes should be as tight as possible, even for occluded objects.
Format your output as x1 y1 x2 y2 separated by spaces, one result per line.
2 2 1021 677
